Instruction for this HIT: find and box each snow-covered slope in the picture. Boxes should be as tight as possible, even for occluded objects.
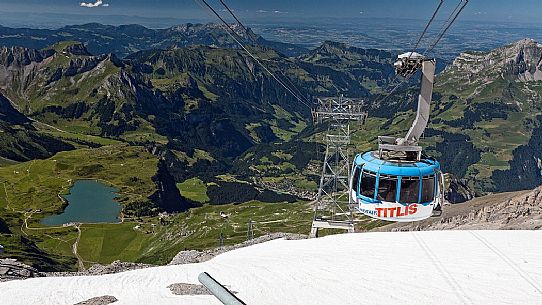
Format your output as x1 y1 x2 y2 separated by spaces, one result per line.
1 230 542 305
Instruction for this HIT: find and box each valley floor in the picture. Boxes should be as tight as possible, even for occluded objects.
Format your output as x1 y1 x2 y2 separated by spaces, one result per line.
1 230 541 305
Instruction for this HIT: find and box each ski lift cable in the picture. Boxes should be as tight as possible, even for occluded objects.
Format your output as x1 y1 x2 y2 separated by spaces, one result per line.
431 0 464 43
376 0 468 105
194 0 313 109
278 69 311 106
218 0 259 44
424 0 469 56
374 0 445 105
425 0 468 55
411 0 444 57
194 0 251 46
195 0 311 108
217 0 311 106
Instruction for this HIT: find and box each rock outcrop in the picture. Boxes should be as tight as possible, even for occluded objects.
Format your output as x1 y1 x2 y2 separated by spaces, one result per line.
433 187 541 230
44 260 153 279
169 233 306 265
167 283 211 296
74 295 118 305
448 38 542 82
0 259 41 282
445 178 476 203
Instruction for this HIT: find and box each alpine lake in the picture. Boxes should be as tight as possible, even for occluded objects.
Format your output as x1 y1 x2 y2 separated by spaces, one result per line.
41 180 122 226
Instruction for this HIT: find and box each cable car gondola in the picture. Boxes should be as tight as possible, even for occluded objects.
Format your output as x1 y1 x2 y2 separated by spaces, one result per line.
350 53 445 222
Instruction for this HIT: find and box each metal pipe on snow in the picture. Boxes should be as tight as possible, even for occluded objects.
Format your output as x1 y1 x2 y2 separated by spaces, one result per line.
198 272 247 305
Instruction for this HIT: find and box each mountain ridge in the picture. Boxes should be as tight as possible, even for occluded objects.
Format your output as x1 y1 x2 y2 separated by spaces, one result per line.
0 22 308 58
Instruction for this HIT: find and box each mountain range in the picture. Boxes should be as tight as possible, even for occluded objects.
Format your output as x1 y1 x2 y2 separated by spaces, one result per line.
0 22 541 271
0 23 307 58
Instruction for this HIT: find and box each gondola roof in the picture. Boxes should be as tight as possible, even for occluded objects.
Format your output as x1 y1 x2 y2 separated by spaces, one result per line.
354 151 440 177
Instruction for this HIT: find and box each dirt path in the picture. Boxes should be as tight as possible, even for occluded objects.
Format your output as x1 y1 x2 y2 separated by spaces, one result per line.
21 214 87 271
29 118 67 134
73 224 85 272
4 95 67 134
3 182 12 211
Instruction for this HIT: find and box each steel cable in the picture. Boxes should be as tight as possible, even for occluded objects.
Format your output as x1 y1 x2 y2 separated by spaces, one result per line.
376 0 469 105
216 0 312 106
194 0 313 109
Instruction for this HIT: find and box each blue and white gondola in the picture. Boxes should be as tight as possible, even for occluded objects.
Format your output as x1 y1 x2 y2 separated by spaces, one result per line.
350 151 443 222
349 52 444 222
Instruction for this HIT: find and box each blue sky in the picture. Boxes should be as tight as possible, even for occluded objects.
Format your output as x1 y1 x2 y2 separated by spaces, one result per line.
0 0 541 25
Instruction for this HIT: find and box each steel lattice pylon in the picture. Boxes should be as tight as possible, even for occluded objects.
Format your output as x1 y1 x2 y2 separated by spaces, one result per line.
310 96 367 238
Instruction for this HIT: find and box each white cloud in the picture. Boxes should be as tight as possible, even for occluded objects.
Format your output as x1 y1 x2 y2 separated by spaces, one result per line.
256 9 287 14
80 0 109 8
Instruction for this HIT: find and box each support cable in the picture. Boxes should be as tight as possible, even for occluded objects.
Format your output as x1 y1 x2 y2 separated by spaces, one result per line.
376 0 468 105
194 0 312 109
374 0 444 105
216 0 312 106
218 0 258 44
411 0 444 56
424 0 469 56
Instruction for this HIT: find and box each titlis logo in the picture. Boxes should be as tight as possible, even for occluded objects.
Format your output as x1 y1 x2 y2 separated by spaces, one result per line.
375 204 418 218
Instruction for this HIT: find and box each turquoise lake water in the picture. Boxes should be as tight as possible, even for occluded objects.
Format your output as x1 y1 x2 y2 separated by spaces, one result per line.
41 180 121 225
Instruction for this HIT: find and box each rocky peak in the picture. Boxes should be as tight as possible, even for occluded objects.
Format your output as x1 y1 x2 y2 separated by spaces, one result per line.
506 39 542 81
63 43 92 56
304 40 392 62
63 52 124 77
168 22 256 41
63 54 107 77
104 53 124 68
0 46 49 67
0 46 55 96
509 38 541 50
450 38 542 81
311 41 350 58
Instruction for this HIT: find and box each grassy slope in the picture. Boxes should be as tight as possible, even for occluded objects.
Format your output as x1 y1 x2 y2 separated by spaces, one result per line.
0 144 158 218
0 144 160 269
1 144 374 269
0 157 18 167
432 75 541 189
75 200 314 266
177 177 210 203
